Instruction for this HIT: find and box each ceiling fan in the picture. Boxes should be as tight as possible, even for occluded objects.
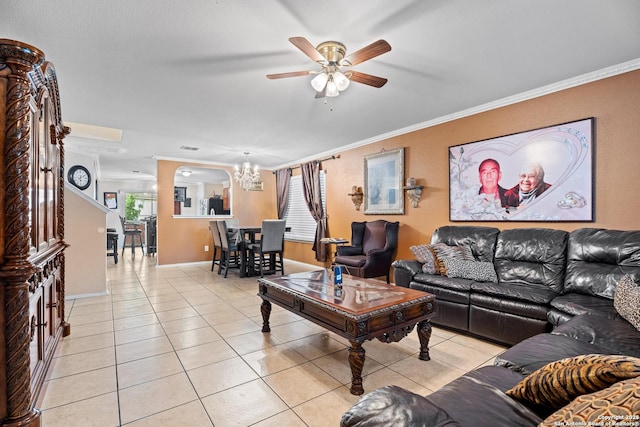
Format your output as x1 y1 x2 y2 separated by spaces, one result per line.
266 37 391 98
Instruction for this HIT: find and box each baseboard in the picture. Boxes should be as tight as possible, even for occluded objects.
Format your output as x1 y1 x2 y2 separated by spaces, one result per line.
65 290 110 300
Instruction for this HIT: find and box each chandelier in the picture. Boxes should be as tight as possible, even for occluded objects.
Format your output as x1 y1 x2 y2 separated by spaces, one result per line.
234 152 260 191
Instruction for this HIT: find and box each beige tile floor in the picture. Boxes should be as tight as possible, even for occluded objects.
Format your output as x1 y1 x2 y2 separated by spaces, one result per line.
37 251 506 426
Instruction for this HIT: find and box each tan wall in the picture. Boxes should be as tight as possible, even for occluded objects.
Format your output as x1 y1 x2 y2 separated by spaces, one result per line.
157 160 276 265
158 69 640 266
291 69 640 263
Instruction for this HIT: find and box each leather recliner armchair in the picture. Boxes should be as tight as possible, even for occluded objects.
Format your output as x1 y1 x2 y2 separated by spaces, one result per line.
335 220 399 283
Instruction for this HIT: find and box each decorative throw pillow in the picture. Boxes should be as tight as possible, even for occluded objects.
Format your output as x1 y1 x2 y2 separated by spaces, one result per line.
409 244 438 274
506 354 640 410
430 243 475 275
540 376 640 426
614 274 640 332
441 258 498 282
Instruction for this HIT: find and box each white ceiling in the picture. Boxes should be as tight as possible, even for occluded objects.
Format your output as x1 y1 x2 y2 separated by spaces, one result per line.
3 1 640 182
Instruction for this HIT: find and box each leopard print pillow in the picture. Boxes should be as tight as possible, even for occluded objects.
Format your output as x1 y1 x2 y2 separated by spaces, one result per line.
614 275 640 332
441 258 498 282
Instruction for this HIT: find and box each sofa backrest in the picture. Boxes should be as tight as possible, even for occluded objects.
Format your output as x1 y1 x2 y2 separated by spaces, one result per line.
564 228 640 299
430 226 500 262
494 228 569 292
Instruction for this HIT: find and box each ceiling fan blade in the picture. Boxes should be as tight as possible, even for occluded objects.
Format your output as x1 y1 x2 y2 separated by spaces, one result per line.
347 70 388 88
342 40 391 66
289 37 326 63
266 70 311 79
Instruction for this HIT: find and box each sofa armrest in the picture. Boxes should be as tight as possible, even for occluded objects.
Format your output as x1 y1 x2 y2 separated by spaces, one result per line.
340 385 458 427
392 259 422 287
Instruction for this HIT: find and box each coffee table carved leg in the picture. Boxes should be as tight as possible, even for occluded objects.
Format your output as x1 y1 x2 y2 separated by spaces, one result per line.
348 340 366 395
417 320 432 361
261 299 272 332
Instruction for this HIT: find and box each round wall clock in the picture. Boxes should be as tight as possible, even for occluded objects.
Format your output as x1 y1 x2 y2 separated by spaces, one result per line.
67 165 91 190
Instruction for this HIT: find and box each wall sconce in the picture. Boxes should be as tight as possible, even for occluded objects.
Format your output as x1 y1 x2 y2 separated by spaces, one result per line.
403 177 424 208
348 185 364 211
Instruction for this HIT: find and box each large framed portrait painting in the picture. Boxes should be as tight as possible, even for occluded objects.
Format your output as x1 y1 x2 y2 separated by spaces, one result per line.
449 118 594 222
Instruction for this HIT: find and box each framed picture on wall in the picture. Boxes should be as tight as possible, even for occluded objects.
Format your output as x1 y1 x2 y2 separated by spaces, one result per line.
364 147 404 215
103 192 117 209
449 117 594 222
174 186 187 202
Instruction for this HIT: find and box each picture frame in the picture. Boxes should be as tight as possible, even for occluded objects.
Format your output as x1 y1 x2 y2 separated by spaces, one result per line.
248 181 264 191
103 192 117 209
174 186 187 202
364 147 404 215
449 117 594 222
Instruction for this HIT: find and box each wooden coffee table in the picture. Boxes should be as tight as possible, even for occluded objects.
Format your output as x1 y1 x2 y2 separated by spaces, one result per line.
258 270 436 395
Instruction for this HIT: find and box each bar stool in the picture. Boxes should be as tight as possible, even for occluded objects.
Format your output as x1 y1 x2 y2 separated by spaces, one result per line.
120 216 144 256
106 228 119 264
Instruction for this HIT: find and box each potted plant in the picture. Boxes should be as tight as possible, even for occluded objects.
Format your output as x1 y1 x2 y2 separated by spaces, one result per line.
125 194 144 221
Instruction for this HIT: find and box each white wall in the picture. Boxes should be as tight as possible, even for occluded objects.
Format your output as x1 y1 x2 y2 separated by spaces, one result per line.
65 151 99 199
65 184 110 298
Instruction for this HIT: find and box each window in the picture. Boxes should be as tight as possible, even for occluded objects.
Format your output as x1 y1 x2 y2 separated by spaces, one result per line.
284 171 326 243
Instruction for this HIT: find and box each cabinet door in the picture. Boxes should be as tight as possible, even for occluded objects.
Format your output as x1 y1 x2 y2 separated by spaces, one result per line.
29 287 45 389
43 272 60 354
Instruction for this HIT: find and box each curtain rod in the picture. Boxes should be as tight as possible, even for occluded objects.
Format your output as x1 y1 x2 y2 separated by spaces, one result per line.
273 155 340 173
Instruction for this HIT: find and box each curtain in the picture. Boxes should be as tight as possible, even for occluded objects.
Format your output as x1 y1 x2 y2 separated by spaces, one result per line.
275 168 291 219
301 161 327 262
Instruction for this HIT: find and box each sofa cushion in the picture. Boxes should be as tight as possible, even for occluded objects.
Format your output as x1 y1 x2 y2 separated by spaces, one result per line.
339 385 460 427
470 293 549 320
564 228 640 299
463 365 527 391
430 225 500 262
472 281 558 305
493 228 568 293
506 354 640 410
540 376 640 426
614 274 640 332
495 333 615 375
425 368 542 426
551 314 640 357
441 259 498 282
549 293 618 319
411 281 471 304
409 244 438 274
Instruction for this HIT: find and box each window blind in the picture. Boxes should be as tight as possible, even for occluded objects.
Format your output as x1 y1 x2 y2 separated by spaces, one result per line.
284 171 326 243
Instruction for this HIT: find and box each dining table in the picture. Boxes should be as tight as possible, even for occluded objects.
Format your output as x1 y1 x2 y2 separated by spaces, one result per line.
228 225 291 278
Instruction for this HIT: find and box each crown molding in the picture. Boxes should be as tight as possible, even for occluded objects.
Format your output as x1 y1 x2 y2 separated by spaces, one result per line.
275 58 640 169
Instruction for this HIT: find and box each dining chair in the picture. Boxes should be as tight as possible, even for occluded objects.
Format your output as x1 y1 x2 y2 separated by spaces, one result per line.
216 220 241 278
119 215 144 256
209 220 222 271
225 218 242 244
248 219 286 277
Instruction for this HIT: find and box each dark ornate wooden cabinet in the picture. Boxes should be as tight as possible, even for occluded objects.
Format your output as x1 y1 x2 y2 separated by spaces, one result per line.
0 39 70 426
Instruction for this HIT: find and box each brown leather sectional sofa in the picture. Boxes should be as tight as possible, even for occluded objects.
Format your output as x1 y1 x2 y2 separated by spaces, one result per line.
392 226 640 345
340 226 640 426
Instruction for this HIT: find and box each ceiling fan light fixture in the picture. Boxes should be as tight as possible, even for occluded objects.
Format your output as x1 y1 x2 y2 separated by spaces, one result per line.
326 78 339 97
310 72 329 92
333 70 350 91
